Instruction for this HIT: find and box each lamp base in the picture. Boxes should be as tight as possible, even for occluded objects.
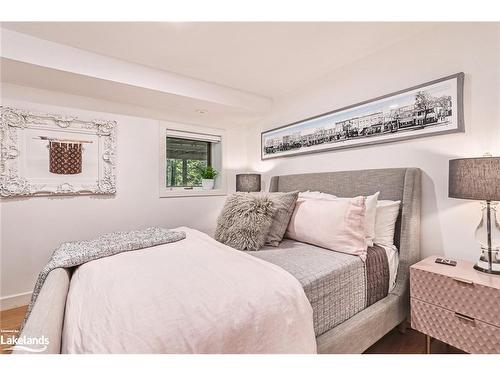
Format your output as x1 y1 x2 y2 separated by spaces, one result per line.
473 201 500 275
474 251 500 275
473 264 500 275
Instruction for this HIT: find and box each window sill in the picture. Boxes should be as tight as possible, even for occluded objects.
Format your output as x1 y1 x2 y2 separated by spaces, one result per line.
159 188 227 198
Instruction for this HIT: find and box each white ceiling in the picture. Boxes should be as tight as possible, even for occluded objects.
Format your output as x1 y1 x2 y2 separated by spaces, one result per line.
1 22 439 98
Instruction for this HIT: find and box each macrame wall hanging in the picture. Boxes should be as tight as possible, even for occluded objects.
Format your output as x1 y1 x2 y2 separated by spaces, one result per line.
35 136 93 175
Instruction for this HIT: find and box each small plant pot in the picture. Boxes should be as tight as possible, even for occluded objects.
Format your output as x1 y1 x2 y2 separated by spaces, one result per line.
201 179 215 190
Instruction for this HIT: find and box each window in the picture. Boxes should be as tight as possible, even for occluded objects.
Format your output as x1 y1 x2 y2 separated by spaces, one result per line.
166 137 211 187
160 125 225 197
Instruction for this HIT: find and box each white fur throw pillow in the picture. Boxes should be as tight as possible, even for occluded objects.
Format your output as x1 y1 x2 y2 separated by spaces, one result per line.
215 193 277 251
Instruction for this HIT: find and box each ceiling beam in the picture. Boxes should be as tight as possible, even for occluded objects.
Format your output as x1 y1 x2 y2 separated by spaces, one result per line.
0 28 272 114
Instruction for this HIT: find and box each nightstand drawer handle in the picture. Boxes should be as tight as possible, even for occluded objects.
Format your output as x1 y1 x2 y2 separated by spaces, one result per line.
452 277 473 285
455 312 475 323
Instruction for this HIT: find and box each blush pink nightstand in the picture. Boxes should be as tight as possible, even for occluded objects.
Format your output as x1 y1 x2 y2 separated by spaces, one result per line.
410 256 500 354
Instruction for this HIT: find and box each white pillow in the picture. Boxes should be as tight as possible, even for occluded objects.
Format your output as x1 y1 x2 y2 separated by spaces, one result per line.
298 191 332 200
363 192 379 247
285 196 368 260
374 200 401 247
298 191 380 247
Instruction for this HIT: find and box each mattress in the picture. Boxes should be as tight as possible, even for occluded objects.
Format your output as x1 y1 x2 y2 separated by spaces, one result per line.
249 240 398 336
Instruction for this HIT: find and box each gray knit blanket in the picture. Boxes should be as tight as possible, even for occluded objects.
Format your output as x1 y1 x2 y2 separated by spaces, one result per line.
22 227 186 327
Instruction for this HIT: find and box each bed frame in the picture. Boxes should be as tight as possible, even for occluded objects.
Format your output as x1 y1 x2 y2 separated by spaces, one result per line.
269 167 421 353
18 167 420 354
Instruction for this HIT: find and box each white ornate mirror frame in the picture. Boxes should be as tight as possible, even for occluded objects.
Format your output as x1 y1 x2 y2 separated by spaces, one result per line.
0 106 116 197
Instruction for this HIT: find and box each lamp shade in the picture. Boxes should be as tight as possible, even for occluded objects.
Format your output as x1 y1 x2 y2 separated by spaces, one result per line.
449 157 500 201
236 173 261 192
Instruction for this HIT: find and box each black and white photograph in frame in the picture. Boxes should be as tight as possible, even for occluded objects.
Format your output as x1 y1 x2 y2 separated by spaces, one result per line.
261 72 464 160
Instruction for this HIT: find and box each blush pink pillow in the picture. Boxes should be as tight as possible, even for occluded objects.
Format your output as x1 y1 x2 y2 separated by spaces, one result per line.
285 196 368 260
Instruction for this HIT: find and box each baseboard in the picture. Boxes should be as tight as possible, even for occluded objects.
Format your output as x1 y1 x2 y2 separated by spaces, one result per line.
0 291 32 311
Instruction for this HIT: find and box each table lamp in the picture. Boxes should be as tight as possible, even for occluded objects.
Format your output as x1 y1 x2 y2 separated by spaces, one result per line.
236 173 261 193
449 156 500 274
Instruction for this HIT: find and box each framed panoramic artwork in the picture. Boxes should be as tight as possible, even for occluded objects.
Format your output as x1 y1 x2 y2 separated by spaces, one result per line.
0 106 117 197
261 72 464 159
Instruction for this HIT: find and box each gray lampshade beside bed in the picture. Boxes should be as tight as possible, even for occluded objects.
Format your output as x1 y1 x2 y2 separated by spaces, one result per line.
236 173 261 192
449 157 500 201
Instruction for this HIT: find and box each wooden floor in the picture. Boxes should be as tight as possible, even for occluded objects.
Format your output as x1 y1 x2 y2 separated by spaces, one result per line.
0 305 28 354
365 325 464 354
0 305 463 354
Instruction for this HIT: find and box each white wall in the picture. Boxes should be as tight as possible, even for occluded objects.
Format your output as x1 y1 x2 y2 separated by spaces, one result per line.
0 84 248 307
247 23 500 262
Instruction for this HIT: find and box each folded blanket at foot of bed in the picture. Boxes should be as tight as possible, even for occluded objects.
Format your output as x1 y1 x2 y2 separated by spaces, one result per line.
22 227 186 327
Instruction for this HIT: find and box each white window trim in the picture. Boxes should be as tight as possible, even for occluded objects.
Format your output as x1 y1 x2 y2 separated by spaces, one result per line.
159 121 227 198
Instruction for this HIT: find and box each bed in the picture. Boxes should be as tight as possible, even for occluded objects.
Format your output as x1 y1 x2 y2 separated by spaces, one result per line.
17 167 420 354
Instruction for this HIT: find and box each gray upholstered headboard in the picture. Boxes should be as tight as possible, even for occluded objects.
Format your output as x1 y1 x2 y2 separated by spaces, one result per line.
269 168 421 297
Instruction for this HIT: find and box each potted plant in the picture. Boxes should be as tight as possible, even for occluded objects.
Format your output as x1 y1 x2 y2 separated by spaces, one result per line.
200 166 218 190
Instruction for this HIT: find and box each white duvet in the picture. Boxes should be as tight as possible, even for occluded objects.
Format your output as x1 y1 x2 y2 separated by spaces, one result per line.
62 227 316 354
